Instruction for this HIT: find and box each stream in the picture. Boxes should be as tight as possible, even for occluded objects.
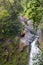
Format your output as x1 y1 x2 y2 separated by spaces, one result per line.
29 36 42 65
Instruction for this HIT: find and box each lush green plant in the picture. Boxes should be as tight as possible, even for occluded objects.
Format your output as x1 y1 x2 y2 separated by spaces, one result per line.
22 0 43 32
0 0 25 65
0 0 24 38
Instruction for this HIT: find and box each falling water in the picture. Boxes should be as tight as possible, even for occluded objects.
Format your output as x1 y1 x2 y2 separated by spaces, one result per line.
19 17 42 65
29 36 42 65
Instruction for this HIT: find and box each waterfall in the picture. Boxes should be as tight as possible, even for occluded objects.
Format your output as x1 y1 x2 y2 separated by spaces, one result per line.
29 36 41 65
19 18 42 65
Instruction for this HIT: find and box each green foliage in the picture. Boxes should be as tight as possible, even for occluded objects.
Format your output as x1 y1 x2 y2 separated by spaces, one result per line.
0 38 28 65
0 0 25 65
23 0 43 32
18 47 28 65
0 37 19 65
0 0 24 39
28 0 43 31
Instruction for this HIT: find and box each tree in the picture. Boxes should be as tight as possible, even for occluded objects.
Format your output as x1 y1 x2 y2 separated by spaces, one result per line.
23 0 43 33
0 0 24 38
0 0 24 65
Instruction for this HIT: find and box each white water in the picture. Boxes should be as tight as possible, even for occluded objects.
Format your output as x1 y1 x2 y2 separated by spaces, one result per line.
29 37 41 65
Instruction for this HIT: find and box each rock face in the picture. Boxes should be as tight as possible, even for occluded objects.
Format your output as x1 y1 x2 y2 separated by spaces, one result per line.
19 20 35 52
19 17 43 51
18 18 43 65
37 29 42 43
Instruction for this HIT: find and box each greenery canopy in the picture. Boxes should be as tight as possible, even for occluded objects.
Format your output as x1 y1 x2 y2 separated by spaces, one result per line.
0 0 24 39
0 0 43 38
